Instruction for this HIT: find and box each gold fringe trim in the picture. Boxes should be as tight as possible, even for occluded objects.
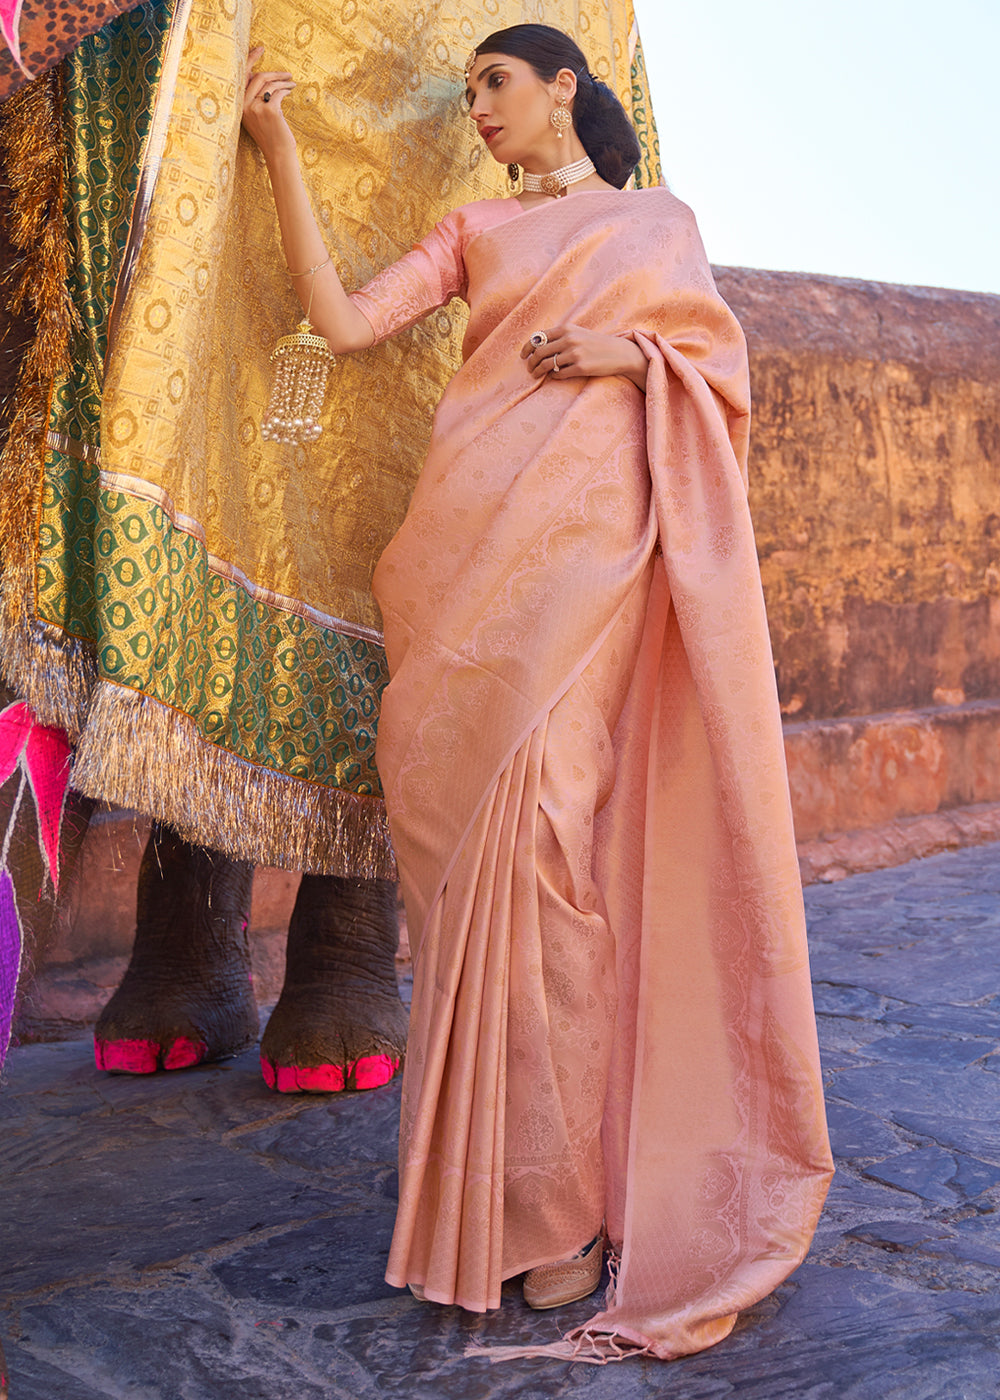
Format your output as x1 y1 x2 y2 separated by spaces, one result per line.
0 70 76 379
71 682 397 879
0 67 92 737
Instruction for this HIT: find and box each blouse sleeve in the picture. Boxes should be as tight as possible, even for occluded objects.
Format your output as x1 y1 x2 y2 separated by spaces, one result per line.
348 210 467 346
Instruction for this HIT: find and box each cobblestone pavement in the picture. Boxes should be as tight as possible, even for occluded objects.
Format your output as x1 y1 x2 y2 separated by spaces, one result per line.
2 844 999 1399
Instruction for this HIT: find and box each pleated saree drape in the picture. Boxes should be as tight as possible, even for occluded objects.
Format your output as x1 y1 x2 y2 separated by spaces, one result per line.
353 187 832 1360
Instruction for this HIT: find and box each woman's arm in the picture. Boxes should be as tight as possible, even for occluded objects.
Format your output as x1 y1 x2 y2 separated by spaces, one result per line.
242 47 374 353
521 324 648 393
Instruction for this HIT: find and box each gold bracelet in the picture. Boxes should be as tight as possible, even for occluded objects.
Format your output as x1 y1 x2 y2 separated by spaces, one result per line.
286 255 331 278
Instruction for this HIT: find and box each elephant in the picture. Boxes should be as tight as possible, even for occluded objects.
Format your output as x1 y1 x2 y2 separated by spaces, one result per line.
93 823 408 1092
0 53 407 1095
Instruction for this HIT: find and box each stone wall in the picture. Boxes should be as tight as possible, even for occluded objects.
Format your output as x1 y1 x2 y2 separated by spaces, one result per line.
717 268 1000 718
716 268 1000 867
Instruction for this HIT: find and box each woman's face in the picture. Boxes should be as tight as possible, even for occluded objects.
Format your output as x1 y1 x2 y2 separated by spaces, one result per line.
466 52 570 167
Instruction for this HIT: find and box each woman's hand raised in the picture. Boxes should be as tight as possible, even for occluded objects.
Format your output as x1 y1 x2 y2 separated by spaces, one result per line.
522 324 648 393
242 45 296 161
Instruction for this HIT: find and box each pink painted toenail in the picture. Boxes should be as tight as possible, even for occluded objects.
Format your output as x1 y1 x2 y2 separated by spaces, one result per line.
260 1055 346 1093
95 1037 160 1074
162 1036 206 1070
352 1054 400 1089
291 1063 347 1092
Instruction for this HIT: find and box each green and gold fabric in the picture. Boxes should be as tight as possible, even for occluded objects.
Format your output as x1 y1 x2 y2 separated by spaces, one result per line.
0 0 662 875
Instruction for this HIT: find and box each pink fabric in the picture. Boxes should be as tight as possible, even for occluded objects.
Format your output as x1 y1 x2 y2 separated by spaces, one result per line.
0 701 72 889
0 0 29 78
0 700 71 1070
363 188 832 1358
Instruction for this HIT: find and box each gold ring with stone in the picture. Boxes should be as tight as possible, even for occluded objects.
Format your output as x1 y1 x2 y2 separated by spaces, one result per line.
529 331 548 349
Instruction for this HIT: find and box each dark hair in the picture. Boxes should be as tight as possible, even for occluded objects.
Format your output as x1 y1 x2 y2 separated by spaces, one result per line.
474 24 640 190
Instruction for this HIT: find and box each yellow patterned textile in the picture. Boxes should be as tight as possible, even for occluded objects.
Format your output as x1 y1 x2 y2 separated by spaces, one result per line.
6 0 663 873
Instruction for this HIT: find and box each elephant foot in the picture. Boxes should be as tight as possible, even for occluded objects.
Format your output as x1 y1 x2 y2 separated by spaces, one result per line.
260 873 408 1093
95 825 258 1074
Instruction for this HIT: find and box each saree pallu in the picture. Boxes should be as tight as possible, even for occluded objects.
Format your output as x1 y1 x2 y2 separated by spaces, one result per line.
366 189 833 1359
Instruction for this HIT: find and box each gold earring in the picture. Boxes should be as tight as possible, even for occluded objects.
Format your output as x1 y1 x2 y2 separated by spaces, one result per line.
550 96 572 138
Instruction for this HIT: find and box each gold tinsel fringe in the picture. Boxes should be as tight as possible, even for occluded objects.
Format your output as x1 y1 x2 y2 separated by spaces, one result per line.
0 67 90 737
71 682 397 878
0 68 76 385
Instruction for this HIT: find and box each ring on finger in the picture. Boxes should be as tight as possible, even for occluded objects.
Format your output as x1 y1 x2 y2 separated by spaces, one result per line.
552 353 560 373
262 91 271 102
529 330 548 349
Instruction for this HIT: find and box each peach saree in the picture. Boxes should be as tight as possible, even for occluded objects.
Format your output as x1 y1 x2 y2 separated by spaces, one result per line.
354 188 832 1360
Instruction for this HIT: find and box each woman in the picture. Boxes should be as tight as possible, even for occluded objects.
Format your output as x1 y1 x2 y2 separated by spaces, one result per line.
242 24 832 1362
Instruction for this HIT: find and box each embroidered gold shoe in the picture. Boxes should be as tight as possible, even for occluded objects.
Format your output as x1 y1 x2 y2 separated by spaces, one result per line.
522 1233 603 1310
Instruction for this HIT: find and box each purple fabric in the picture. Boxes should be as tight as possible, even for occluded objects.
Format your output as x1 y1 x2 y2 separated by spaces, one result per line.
0 868 21 1069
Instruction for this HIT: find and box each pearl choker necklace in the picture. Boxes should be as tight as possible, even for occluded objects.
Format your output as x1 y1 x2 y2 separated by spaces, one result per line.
521 155 596 197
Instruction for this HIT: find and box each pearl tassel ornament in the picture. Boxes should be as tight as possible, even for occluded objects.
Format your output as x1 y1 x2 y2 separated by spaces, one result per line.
261 258 336 446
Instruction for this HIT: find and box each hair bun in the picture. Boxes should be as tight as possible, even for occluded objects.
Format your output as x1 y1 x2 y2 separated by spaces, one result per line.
573 75 641 189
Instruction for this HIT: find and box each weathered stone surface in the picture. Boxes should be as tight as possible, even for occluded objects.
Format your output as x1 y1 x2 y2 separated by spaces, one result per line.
823 1101 904 1159
786 707 1000 841
716 268 1000 723
3 843 1000 1398
797 800 1000 884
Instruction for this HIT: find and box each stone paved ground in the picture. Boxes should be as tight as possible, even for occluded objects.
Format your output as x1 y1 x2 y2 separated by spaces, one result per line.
2 844 999 1399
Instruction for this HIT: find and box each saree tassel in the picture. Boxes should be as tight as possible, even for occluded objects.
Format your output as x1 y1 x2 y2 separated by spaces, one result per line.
463 1333 654 1365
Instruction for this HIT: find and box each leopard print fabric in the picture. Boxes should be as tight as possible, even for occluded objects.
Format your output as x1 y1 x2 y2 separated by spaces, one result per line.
0 0 149 102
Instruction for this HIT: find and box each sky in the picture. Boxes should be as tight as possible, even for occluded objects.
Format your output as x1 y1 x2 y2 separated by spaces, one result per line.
633 0 999 295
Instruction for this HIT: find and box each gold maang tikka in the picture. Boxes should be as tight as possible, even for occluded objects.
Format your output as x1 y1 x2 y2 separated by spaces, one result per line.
261 257 336 445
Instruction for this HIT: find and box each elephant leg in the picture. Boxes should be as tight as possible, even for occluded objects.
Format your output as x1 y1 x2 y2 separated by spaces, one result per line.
94 824 258 1073
260 874 407 1093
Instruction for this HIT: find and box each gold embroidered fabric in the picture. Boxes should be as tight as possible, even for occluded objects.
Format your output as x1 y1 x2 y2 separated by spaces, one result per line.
98 0 660 639
2 0 662 872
